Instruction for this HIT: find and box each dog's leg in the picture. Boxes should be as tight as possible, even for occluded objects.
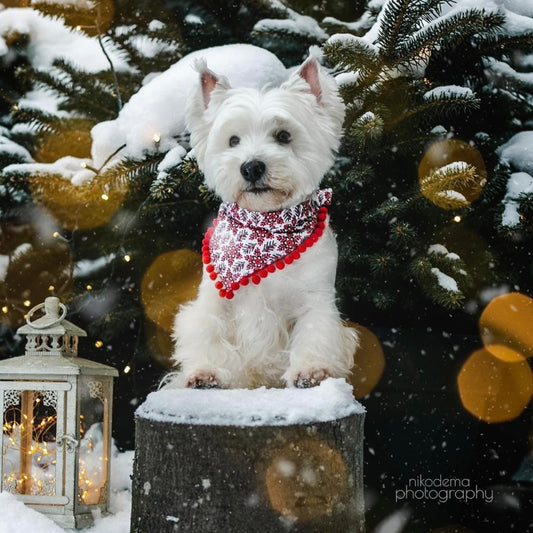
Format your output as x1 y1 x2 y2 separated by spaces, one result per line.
283 301 358 388
171 279 234 388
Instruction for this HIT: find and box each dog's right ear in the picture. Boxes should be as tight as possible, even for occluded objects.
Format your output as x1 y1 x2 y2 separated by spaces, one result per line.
194 59 230 109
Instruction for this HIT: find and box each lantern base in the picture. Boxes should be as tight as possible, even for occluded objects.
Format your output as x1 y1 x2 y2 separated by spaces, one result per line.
23 502 107 529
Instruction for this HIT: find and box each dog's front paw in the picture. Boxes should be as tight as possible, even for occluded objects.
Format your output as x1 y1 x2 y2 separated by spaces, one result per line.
186 370 222 389
293 368 330 389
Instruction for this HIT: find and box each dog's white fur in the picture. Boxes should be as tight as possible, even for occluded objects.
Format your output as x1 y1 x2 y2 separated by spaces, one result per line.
169 57 358 389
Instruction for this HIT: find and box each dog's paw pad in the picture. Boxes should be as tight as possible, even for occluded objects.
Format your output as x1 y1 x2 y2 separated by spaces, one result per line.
186 371 221 389
294 369 329 389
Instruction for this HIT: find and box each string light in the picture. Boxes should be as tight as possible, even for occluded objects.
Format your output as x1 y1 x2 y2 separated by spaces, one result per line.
23 300 31 307
153 133 161 144
48 285 55 291
124 254 131 262
80 161 98 173
101 193 109 201
123 365 131 374
95 340 104 348
2 306 8 314
453 215 462 223
86 284 93 290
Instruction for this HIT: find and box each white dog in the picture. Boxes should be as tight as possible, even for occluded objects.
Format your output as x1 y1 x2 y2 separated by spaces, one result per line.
169 56 358 389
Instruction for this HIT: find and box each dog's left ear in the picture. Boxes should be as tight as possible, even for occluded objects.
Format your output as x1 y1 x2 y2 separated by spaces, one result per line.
297 57 323 103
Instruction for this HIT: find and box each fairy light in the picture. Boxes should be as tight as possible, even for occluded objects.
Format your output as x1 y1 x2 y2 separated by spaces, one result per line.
95 340 104 348
101 193 109 201
153 133 161 144
2 306 8 314
80 161 98 173
123 254 131 262
48 285 55 291
2 403 58 496
23 300 31 307
123 365 131 374
86 284 93 290
453 215 462 223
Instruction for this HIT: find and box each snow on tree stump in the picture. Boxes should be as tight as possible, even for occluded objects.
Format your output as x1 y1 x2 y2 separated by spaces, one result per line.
131 378 365 533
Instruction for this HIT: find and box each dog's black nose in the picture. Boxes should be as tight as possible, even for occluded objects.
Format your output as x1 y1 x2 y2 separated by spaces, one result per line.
240 160 266 183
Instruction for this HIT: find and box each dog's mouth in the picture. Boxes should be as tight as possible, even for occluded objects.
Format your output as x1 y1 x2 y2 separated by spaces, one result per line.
245 185 273 195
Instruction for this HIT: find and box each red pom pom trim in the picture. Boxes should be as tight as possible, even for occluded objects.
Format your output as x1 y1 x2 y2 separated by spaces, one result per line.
203 206 328 299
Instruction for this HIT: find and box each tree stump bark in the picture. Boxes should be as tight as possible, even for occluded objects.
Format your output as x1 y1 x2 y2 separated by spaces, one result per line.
130 380 365 533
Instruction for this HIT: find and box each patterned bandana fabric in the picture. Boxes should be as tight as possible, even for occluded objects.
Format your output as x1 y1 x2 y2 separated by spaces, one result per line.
203 189 332 298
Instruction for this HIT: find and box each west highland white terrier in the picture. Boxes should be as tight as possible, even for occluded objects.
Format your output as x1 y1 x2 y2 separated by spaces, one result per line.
170 57 358 389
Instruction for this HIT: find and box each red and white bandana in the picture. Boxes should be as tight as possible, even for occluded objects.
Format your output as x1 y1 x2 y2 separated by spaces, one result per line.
202 189 332 299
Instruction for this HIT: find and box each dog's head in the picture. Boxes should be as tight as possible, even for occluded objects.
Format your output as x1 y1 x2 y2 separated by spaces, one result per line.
186 57 345 212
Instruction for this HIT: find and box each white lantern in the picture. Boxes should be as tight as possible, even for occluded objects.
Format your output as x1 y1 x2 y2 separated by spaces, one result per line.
0 297 118 528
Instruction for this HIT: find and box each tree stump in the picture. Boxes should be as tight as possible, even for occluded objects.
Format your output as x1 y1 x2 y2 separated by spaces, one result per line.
131 379 365 533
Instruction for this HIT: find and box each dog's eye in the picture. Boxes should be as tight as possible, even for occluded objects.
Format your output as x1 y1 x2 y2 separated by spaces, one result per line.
275 130 291 144
229 136 240 147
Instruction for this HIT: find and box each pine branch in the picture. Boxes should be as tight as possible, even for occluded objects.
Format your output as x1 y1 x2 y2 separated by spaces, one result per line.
393 9 504 67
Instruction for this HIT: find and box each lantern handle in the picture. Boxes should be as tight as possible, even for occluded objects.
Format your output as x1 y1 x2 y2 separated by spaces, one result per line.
26 299 67 329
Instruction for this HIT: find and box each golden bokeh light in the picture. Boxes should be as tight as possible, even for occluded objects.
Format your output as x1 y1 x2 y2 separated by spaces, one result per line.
458 348 533 423
141 249 203 333
35 122 93 163
346 322 385 399
265 439 348 522
145 319 174 369
30 175 126 231
480 292 533 360
418 139 487 209
3 242 73 328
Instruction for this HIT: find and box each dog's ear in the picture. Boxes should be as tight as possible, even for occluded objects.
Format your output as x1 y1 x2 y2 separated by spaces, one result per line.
297 57 323 103
194 59 230 109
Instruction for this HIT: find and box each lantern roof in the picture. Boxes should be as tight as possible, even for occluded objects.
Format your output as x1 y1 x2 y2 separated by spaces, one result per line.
0 353 118 377
17 296 87 337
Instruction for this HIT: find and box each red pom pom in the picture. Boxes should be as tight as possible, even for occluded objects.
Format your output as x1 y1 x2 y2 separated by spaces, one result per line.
319 206 328 214
251 274 261 284
206 264 215 273
315 227 324 237
317 221 325 230
267 264 276 273
285 256 294 265
231 282 240 291
215 281 223 290
297 244 306 253
318 213 327 222
225 291 234 299
310 234 319 242
290 251 300 261
219 289 227 298
202 255 210 264
276 260 285 270
240 277 250 286
259 269 268 278
209 272 217 280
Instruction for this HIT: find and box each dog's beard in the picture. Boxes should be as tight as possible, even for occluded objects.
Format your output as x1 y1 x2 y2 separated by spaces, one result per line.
236 185 293 212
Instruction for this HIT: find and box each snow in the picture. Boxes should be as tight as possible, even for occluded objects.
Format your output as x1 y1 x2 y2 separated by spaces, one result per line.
253 0 328 41
0 9 128 72
497 131 533 175
428 244 460 261
89 43 288 170
424 85 475 100
0 447 134 533
431 267 459 293
501 171 533 227
138 378 364 427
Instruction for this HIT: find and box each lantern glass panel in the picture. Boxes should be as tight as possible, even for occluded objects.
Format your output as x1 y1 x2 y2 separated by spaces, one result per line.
78 376 111 506
2 387 63 498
